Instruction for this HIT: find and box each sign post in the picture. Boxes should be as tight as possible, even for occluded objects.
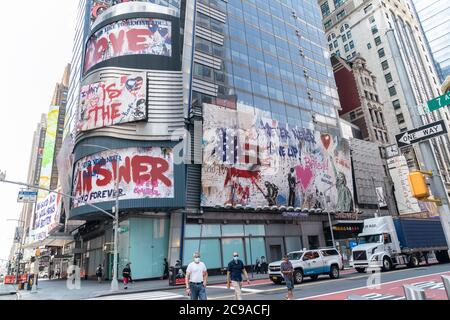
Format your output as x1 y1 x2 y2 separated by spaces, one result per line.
395 120 448 148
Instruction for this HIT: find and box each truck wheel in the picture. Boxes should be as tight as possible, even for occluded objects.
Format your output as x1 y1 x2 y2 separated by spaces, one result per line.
408 255 420 268
382 257 392 272
294 270 304 284
310 275 319 281
329 265 340 279
355 267 366 273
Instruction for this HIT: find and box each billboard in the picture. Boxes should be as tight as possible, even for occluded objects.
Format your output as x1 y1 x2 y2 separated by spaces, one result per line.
84 18 172 73
201 104 354 211
78 72 147 132
90 0 181 25
38 106 59 200
72 147 174 208
31 193 62 242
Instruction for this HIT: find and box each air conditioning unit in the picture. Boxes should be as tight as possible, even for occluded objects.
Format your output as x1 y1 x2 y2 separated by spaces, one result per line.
303 69 309 78
295 30 301 37
299 49 305 57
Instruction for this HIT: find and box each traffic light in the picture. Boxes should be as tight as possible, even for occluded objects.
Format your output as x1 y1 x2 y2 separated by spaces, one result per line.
408 171 431 199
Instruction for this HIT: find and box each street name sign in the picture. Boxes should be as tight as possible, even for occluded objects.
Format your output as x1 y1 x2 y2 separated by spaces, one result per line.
395 120 448 148
427 92 450 112
17 190 38 203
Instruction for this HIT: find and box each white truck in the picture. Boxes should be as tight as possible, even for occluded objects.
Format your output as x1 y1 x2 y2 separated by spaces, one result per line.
268 248 343 284
350 216 450 273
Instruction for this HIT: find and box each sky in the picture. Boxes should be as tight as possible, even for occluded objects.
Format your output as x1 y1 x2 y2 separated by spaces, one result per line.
0 0 78 262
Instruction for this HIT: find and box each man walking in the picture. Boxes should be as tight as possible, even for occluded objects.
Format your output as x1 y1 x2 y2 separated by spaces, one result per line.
122 263 132 289
185 252 208 300
226 252 251 300
95 264 103 283
280 255 295 300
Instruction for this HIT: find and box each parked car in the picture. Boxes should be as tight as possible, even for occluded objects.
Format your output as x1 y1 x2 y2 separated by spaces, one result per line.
38 271 48 278
268 248 343 284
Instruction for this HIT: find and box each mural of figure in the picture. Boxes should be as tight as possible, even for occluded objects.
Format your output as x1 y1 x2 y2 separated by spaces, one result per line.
264 181 279 206
287 168 297 207
331 157 353 212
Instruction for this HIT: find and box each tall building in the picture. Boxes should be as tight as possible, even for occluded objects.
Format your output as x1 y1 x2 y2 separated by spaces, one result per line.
332 54 390 145
64 0 356 279
317 0 450 188
410 0 450 83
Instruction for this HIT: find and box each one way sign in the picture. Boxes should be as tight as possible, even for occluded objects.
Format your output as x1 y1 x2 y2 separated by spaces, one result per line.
396 120 448 148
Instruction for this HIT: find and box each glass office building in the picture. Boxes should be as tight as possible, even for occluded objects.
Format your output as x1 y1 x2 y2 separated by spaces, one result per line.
411 0 450 83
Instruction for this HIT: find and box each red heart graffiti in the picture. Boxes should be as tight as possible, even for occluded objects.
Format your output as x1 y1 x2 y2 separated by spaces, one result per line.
321 134 332 150
296 166 314 190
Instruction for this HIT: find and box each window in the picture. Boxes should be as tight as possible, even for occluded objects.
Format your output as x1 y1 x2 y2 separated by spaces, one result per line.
321 1 331 17
347 31 352 39
396 113 405 124
337 10 346 20
378 48 385 58
365 78 371 86
385 73 393 83
374 36 381 46
334 0 347 9
347 55 352 60
350 111 356 120
334 40 338 48
329 43 333 51
308 236 320 249
389 85 397 96
367 43 372 49
344 44 349 52
335 50 340 56
342 34 347 42
324 20 332 29
371 25 378 34
392 99 401 110
381 60 389 70
369 16 375 23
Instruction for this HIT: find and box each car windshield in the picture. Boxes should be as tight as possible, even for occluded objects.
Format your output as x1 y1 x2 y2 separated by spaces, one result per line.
287 252 303 260
358 234 382 244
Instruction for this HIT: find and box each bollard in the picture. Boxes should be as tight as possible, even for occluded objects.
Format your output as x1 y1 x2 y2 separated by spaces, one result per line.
403 285 426 300
347 294 369 300
441 275 450 300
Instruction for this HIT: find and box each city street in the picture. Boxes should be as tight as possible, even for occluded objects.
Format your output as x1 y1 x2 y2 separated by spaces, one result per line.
2 262 448 300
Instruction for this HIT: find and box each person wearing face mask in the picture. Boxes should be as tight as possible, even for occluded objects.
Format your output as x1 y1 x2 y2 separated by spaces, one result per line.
185 252 208 300
226 252 251 300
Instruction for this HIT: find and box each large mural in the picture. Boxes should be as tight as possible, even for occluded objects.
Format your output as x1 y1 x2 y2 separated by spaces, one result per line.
72 147 174 208
201 104 354 212
84 17 172 73
77 72 147 132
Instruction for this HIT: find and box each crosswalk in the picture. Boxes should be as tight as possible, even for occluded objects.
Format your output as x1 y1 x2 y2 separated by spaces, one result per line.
207 285 264 293
88 291 185 300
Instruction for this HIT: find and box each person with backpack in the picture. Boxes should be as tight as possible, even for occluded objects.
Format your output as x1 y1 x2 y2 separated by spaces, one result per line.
96 264 103 283
122 263 132 289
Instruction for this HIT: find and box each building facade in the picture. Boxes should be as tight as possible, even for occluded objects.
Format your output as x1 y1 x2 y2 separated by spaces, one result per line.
64 0 356 279
318 0 450 189
332 55 390 145
410 0 450 83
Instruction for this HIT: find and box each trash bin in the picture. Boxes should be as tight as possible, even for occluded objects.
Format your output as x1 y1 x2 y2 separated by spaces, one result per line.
169 266 185 286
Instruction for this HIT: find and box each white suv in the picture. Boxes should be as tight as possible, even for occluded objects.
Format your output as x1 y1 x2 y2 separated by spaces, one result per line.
268 248 343 284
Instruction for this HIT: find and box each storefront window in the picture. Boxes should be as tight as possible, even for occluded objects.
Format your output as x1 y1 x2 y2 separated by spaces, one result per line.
245 237 266 266
222 238 244 267
221 225 244 237
185 224 201 238
244 225 265 236
285 236 303 253
201 224 221 237
183 239 200 265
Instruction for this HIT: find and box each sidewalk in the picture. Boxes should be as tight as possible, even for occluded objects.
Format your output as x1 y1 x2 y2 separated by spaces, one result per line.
3 273 271 300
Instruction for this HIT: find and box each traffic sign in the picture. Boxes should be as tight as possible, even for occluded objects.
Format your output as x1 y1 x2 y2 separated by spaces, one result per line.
17 190 38 203
427 92 450 112
395 120 447 148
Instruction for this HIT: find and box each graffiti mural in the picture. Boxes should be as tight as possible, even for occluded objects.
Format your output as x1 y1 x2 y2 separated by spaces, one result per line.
84 18 172 73
72 147 174 208
201 104 354 212
77 72 147 132
90 0 181 25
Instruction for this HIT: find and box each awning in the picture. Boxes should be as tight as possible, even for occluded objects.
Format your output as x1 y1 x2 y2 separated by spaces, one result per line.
22 233 74 249
324 220 364 227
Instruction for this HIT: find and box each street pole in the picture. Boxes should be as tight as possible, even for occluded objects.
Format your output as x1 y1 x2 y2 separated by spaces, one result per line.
111 154 120 291
321 191 336 249
248 233 253 279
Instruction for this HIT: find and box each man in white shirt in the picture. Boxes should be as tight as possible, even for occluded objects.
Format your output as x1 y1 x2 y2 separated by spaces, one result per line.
185 252 208 300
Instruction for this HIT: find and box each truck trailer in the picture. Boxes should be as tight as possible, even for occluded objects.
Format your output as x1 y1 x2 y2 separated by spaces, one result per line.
349 216 449 272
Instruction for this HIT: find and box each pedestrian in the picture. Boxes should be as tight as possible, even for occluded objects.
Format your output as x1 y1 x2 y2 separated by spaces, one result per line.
226 252 251 300
280 255 295 300
261 256 268 274
122 263 132 289
255 257 261 274
185 252 208 300
162 258 169 280
96 264 103 283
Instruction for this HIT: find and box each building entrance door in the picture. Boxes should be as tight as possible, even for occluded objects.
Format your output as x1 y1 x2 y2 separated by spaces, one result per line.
269 245 282 263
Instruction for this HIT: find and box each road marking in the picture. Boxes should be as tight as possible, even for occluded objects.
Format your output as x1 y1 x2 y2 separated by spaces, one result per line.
208 285 263 293
88 291 184 300
297 270 450 300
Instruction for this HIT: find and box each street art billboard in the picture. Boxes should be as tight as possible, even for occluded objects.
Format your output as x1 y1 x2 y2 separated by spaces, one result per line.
84 17 172 73
31 193 62 242
38 106 60 200
201 104 354 212
90 0 181 25
77 72 147 132
72 147 174 208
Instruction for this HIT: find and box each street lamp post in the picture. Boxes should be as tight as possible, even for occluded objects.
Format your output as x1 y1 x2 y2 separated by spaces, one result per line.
248 234 253 279
321 189 336 249
82 144 120 291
